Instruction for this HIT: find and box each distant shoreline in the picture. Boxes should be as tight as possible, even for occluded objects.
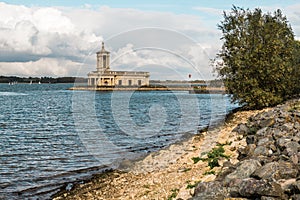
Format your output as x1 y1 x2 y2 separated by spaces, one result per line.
0 76 87 84
69 86 226 94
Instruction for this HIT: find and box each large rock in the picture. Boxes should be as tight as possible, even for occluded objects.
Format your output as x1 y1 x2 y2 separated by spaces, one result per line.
192 181 227 200
281 123 294 132
253 146 271 157
252 162 279 181
238 178 286 198
233 123 250 135
284 141 299 156
274 161 298 180
225 159 261 183
259 118 275 128
252 161 298 181
237 144 256 159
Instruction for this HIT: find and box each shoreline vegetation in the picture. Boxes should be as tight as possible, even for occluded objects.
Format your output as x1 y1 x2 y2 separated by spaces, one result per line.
52 99 285 200
0 76 86 84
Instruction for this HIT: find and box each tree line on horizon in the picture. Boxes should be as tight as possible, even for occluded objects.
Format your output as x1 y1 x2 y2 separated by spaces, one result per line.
0 76 87 83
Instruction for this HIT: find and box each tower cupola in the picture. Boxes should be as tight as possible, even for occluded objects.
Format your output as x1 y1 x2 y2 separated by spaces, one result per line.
96 42 110 72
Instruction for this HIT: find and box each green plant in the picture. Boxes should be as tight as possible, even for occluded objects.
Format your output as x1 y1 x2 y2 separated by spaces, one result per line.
203 170 216 175
200 145 230 169
186 182 199 189
191 156 201 164
167 188 179 200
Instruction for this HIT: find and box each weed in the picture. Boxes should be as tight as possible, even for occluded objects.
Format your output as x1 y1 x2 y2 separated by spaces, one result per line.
167 188 179 200
199 145 230 169
191 156 201 164
203 170 215 175
186 182 199 189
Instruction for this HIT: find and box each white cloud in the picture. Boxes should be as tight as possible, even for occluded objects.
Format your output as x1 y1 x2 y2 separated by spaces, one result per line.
0 2 221 79
0 58 82 77
0 2 103 77
32 7 75 34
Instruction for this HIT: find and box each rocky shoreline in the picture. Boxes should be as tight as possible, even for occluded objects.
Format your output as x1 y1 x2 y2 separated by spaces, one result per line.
193 98 300 199
53 98 300 200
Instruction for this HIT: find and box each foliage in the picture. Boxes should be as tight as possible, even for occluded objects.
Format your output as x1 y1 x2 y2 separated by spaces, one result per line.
292 40 300 94
167 188 179 200
191 156 202 164
215 6 298 109
199 145 230 169
186 181 200 189
203 170 216 175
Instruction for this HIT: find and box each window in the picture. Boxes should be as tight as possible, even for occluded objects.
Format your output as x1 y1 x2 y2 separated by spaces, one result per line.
128 80 132 86
103 55 106 68
118 80 122 85
138 80 142 85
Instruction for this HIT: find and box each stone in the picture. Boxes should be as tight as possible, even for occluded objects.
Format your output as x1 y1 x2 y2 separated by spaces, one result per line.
257 137 273 146
225 159 261 184
226 178 243 197
259 118 275 128
233 123 249 135
192 181 227 200
294 122 300 130
246 135 256 145
273 128 286 140
238 178 285 198
253 146 270 157
290 194 300 200
260 196 281 200
285 141 299 156
252 162 279 181
277 137 292 149
291 180 300 193
282 123 294 132
256 127 269 137
279 178 297 194
238 144 256 159
292 136 300 143
291 154 298 164
274 161 298 180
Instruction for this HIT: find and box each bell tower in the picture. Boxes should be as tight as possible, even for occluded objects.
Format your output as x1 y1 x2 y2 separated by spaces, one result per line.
96 42 110 72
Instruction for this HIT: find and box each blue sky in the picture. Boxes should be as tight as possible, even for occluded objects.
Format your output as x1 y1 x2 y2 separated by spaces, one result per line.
0 1 300 79
2 0 297 9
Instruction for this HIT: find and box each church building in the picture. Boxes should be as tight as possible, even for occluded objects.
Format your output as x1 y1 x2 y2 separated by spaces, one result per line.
88 42 150 87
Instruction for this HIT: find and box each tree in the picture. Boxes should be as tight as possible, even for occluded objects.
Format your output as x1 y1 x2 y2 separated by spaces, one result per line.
292 40 300 94
215 6 296 109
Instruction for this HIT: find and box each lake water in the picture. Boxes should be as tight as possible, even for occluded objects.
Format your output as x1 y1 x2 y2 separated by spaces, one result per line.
0 83 238 199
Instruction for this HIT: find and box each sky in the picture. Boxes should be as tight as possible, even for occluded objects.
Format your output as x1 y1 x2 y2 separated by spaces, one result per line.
1 0 300 80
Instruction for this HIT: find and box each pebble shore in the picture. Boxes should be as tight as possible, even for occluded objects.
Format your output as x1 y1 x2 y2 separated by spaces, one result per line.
53 98 300 200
